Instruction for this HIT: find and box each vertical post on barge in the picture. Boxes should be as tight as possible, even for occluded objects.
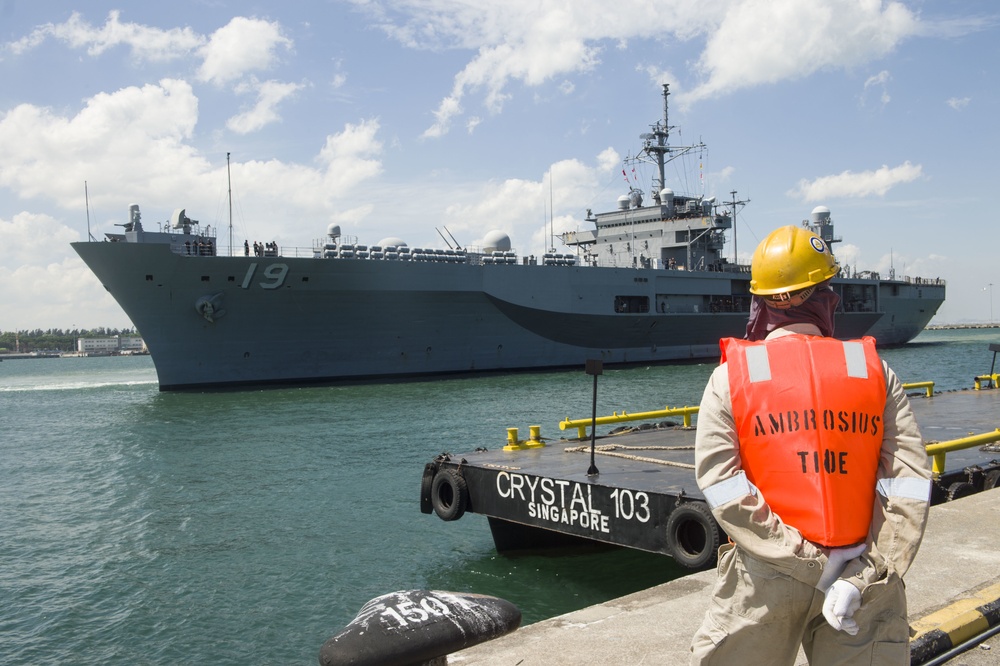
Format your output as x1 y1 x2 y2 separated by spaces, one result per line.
586 359 603 476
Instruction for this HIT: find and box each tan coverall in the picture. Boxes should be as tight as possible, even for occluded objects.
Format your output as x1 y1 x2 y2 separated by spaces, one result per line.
690 324 932 666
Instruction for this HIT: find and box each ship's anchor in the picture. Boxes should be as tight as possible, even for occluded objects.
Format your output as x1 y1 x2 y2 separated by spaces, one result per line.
195 293 226 323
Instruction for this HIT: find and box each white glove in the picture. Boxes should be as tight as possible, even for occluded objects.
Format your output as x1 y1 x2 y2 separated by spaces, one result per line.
823 579 862 635
816 543 866 591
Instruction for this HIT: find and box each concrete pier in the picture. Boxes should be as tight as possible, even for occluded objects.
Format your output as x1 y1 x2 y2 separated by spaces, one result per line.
448 486 1000 665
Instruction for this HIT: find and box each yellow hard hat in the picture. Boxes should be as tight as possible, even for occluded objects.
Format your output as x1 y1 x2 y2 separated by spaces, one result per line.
749 225 839 296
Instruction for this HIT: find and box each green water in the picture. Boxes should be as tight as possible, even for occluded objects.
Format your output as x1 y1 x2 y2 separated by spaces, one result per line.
1 327 996 664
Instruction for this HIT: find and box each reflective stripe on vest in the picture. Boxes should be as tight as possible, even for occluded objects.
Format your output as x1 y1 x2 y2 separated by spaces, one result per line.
722 335 886 547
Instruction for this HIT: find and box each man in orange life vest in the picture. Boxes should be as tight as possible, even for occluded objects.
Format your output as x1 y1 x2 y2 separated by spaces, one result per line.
689 225 932 665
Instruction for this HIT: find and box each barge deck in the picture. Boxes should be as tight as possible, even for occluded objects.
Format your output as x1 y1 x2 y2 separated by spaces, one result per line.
421 380 1000 570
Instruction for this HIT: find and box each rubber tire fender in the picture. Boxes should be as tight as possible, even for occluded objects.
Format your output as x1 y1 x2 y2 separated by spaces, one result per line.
947 481 977 501
431 468 469 522
666 501 723 570
420 463 437 515
983 469 1000 491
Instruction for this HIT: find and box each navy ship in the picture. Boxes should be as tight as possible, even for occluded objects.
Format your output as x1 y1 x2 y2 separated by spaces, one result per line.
72 85 945 390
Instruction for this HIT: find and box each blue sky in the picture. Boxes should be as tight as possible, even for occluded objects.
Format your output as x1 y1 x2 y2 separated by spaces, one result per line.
1 1 998 329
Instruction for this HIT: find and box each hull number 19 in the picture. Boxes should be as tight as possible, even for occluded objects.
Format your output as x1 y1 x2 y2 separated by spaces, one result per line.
241 263 288 290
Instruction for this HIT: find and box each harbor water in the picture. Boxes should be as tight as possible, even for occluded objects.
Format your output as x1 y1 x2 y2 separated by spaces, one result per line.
1 327 997 665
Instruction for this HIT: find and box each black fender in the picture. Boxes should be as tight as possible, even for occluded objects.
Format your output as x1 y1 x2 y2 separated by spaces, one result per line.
947 481 977 501
983 469 1000 491
666 501 723 570
419 463 438 515
431 468 469 521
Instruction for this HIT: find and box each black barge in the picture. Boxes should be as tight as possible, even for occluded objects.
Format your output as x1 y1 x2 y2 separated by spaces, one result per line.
421 371 1000 570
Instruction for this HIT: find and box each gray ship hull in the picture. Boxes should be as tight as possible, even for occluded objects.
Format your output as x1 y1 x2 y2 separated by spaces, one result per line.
861 278 946 345
72 241 936 390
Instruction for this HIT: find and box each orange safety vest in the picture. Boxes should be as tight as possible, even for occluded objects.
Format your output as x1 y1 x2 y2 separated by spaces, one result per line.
722 335 886 547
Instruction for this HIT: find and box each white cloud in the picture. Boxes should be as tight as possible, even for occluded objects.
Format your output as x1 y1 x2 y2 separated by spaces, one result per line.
1 3 942 140
422 35 600 137
317 118 384 187
0 77 384 246
330 204 377 227
4 10 205 61
1 211 79 265
4 13 303 131
946 96 971 110
716 165 736 183
215 119 385 232
361 0 926 136
596 147 621 172
865 70 891 87
0 211 127 328
638 65 678 90
432 156 605 255
197 17 293 86
787 161 923 201
834 242 862 272
227 78 308 134
1 256 126 329
396 0 673 138
685 1 919 103
863 70 892 107
0 79 203 207
422 93 463 139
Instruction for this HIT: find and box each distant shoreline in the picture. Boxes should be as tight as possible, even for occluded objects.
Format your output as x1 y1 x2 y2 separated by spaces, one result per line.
926 323 1000 330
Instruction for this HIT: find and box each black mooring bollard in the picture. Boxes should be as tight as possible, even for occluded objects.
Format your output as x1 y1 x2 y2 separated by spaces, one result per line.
319 589 521 666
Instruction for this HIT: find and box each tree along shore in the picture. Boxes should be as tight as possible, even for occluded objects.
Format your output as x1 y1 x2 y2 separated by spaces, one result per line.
0 328 139 353
925 323 1000 330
